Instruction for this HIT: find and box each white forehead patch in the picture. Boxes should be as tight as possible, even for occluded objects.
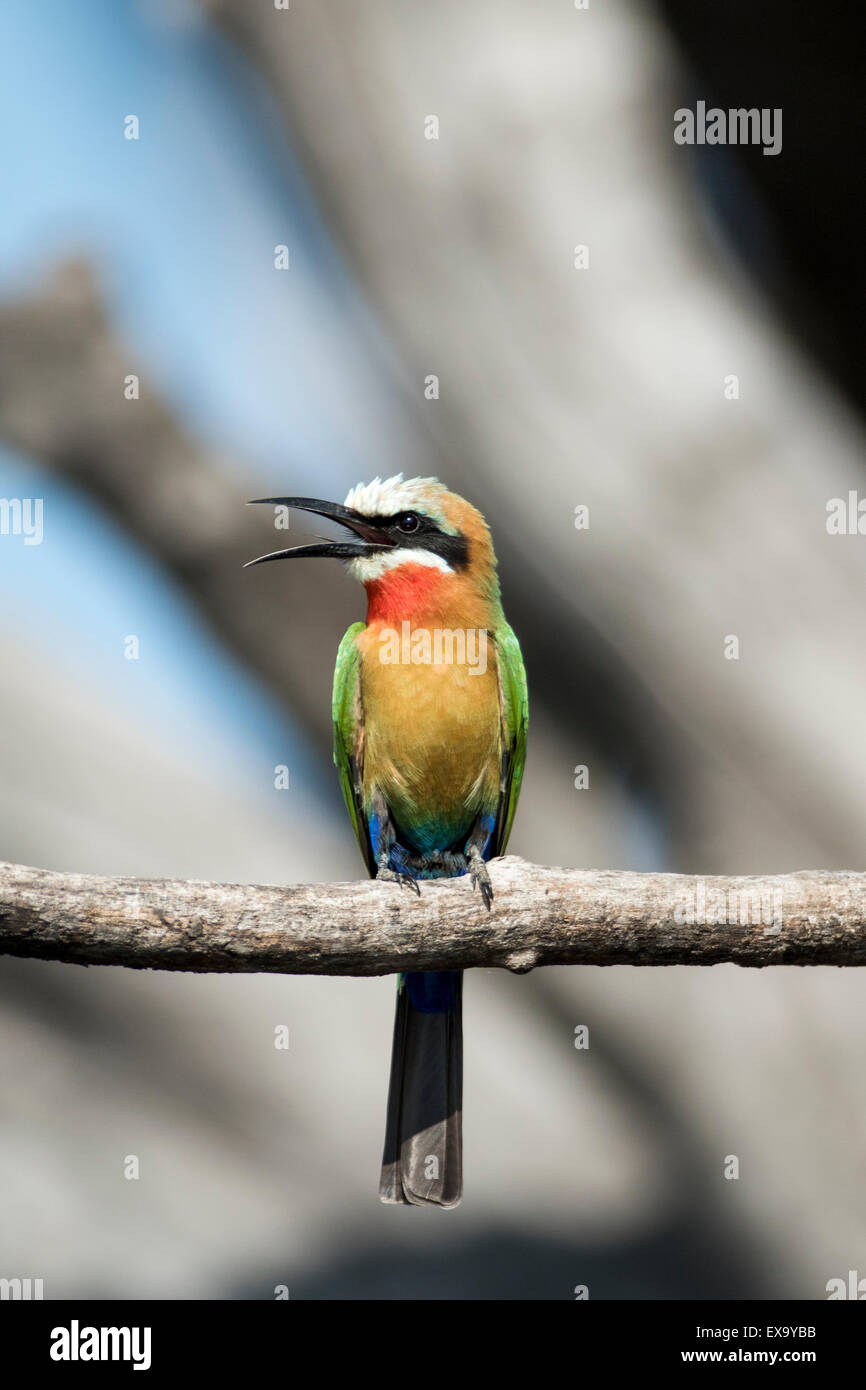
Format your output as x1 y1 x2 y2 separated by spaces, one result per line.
348 547 452 584
344 473 449 525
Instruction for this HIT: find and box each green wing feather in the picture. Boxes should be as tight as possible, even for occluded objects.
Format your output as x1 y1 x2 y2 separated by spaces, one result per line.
332 621 376 876
491 622 529 856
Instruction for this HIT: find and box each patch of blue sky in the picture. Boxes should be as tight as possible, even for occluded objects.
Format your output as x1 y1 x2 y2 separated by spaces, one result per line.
0 443 327 802
0 0 397 492
0 0 399 804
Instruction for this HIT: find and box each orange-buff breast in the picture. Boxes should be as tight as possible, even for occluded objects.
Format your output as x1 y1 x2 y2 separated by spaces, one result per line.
355 620 502 854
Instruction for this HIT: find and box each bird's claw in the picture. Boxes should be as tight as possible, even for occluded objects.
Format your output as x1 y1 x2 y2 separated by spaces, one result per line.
376 855 421 896
467 848 494 911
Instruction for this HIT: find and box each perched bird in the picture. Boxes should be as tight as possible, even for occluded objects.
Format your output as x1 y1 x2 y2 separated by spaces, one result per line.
246 476 528 1206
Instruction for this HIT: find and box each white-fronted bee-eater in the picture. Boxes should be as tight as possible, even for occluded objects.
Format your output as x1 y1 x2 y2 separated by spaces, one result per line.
246 475 528 1206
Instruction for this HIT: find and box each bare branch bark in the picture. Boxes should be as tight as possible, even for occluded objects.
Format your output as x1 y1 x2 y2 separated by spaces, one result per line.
1 857 864 976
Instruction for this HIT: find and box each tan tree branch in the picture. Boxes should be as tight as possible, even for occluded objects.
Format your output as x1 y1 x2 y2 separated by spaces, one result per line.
1 858 864 976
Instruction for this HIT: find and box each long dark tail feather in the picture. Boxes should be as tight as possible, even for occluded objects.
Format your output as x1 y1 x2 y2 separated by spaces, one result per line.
379 971 463 1207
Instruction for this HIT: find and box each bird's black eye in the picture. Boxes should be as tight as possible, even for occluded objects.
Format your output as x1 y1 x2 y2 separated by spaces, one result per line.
395 511 421 534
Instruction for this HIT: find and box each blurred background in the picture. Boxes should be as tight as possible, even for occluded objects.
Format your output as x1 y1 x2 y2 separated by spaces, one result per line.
0 0 863 1299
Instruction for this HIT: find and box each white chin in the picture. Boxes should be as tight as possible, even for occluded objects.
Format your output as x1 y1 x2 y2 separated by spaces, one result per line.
348 548 452 583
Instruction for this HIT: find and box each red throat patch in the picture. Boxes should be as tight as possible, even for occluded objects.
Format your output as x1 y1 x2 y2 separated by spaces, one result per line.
364 563 453 624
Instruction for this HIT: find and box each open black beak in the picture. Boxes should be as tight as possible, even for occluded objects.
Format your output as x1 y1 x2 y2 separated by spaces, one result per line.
244 497 396 567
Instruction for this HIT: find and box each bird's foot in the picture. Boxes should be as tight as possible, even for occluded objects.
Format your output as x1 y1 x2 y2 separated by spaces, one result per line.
376 851 421 896
467 846 494 911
